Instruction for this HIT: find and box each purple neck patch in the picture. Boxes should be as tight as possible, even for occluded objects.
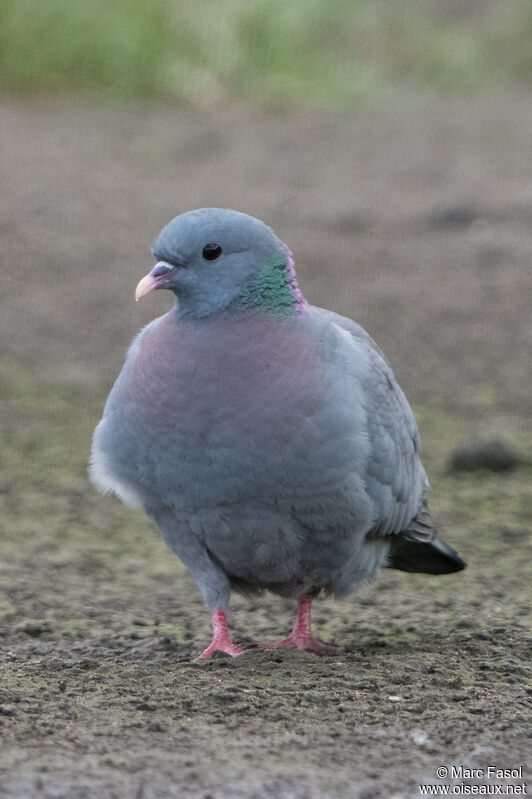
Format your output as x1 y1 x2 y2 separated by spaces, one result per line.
287 255 307 312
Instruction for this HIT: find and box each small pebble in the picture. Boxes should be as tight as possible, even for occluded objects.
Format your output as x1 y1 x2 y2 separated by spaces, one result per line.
427 202 476 229
14 620 53 637
449 439 520 473
410 729 428 746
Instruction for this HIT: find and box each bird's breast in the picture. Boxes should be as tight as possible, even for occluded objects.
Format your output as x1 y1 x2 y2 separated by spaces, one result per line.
129 312 327 443
96 308 372 530
103 310 363 512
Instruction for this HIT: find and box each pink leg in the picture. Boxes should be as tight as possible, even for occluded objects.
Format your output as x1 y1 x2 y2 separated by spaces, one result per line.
194 610 244 661
259 598 345 655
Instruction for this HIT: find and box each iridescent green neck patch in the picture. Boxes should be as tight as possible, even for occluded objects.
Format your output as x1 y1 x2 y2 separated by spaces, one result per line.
237 254 305 314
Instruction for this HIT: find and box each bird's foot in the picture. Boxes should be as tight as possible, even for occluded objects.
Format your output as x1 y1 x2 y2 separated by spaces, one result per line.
258 597 345 656
195 640 244 660
259 632 344 656
194 610 244 661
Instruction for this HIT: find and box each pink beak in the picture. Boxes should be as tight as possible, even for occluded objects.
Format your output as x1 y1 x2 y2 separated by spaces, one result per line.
135 262 175 301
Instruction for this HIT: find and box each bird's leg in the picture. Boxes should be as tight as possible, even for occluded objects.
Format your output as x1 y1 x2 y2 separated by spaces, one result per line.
150 512 241 661
259 598 345 655
195 610 244 661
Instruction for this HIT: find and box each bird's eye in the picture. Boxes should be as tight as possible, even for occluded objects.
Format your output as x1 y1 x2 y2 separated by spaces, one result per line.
202 243 222 261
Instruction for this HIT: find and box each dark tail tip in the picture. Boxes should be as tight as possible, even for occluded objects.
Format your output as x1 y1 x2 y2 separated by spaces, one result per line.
387 535 467 575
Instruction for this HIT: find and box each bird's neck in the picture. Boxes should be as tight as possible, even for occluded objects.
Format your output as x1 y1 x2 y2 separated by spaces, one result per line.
233 255 307 315
174 255 307 320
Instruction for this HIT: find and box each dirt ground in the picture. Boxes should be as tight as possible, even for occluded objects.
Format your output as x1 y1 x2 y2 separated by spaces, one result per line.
0 92 531 798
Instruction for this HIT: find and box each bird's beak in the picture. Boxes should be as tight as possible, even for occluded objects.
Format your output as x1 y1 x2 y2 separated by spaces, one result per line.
135 262 176 301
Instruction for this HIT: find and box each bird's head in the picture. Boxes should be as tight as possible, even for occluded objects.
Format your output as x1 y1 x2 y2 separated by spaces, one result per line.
135 208 305 317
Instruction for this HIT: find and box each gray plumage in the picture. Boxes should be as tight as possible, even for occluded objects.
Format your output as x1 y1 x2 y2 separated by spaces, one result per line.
90 208 464 652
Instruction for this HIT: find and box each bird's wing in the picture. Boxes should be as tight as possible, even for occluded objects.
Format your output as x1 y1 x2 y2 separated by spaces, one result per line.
314 307 429 535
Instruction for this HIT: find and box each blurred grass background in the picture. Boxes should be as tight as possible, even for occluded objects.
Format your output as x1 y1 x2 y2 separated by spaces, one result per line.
1 0 532 108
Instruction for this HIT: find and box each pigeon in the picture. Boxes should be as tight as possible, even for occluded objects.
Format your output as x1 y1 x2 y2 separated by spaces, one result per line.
90 208 465 659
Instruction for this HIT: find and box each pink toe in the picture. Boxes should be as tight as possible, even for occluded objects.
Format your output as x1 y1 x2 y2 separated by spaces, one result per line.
195 640 244 660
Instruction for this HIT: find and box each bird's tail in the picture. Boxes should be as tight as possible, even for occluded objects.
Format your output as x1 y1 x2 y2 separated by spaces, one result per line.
386 505 466 574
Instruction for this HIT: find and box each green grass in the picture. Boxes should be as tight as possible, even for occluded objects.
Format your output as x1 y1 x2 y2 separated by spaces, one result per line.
1 0 532 108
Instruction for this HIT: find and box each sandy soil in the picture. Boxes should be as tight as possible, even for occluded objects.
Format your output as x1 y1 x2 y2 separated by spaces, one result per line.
0 92 530 798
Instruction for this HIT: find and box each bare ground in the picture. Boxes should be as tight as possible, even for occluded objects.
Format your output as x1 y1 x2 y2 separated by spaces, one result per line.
0 92 531 798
